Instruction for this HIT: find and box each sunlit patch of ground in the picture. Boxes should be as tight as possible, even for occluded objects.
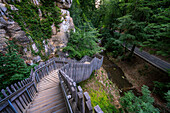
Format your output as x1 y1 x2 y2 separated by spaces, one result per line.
78 67 121 112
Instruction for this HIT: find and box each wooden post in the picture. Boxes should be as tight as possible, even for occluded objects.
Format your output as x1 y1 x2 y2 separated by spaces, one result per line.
14 83 19 90
84 92 91 101
11 85 16 92
1 89 8 97
46 66 49 75
77 92 85 113
85 100 93 113
6 87 12 95
78 86 83 93
94 105 104 113
84 92 92 113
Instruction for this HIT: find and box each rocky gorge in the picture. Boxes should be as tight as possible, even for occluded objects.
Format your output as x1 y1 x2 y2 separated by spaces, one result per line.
0 0 74 63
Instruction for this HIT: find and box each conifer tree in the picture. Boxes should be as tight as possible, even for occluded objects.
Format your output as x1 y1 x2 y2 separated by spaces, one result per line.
0 41 29 90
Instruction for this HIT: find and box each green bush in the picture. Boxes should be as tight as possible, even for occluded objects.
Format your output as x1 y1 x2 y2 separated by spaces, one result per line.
120 85 159 113
165 90 170 108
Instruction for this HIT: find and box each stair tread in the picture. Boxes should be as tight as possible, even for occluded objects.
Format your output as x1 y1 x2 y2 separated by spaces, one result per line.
30 98 64 111
41 102 66 113
29 100 65 113
53 107 67 113
33 90 62 102
26 70 66 113
32 93 63 106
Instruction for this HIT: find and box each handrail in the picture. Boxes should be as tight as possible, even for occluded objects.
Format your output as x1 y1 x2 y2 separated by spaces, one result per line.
0 54 104 113
59 70 73 113
0 81 33 103
58 55 104 113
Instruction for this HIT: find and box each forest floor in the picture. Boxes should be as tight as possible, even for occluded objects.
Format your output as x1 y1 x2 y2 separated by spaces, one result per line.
107 52 169 112
78 67 121 113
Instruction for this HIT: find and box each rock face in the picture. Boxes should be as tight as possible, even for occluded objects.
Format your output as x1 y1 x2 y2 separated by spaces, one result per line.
0 0 74 62
50 9 74 50
56 0 72 9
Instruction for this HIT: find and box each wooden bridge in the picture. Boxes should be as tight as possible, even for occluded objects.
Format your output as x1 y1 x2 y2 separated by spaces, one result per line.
0 54 104 113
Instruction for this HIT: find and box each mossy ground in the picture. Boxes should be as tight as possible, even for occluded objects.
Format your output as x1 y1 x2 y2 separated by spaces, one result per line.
78 67 121 113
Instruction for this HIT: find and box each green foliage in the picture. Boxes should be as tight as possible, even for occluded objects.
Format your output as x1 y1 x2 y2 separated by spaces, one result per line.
153 81 170 104
90 89 118 113
91 0 170 58
101 28 123 57
63 24 104 59
165 90 170 108
0 41 30 91
7 0 61 60
120 85 159 113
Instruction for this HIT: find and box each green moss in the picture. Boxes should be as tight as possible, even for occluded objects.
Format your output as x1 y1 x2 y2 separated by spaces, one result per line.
7 1 62 60
90 89 118 113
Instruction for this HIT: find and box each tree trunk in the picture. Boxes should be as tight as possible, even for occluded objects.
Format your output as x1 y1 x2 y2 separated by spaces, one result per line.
128 44 136 58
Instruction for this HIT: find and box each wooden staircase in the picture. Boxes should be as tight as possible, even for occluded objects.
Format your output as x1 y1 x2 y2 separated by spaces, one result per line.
26 70 67 113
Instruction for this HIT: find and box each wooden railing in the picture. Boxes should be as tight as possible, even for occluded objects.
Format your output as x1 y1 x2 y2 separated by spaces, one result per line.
0 54 104 113
61 54 103 83
59 54 104 113
0 57 57 113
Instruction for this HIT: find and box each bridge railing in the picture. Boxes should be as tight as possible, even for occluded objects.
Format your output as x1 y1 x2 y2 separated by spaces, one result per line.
0 58 57 113
58 54 104 113
0 54 104 113
61 54 103 83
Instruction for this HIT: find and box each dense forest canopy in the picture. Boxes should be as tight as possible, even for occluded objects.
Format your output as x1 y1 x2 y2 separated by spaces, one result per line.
66 0 170 112
70 0 170 58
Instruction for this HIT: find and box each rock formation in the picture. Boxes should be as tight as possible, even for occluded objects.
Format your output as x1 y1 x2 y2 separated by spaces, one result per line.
0 0 74 63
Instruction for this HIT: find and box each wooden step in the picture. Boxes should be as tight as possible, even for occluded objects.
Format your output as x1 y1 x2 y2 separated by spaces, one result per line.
44 77 59 82
38 85 60 92
40 102 66 113
37 86 61 94
40 78 59 84
33 91 62 102
28 99 65 113
53 107 67 113
31 94 63 107
38 82 58 88
29 97 64 111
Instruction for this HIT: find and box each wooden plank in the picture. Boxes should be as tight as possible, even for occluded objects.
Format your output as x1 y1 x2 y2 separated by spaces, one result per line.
85 100 92 113
84 92 90 101
77 92 85 113
94 105 103 113
6 87 12 95
78 86 83 93
14 83 19 90
13 99 24 113
0 101 9 111
11 100 21 113
1 89 8 97
21 81 25 87
10 85 16 92
5 107 14 113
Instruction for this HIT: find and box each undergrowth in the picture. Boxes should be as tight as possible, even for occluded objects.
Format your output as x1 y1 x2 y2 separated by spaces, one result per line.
78 71 118 113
